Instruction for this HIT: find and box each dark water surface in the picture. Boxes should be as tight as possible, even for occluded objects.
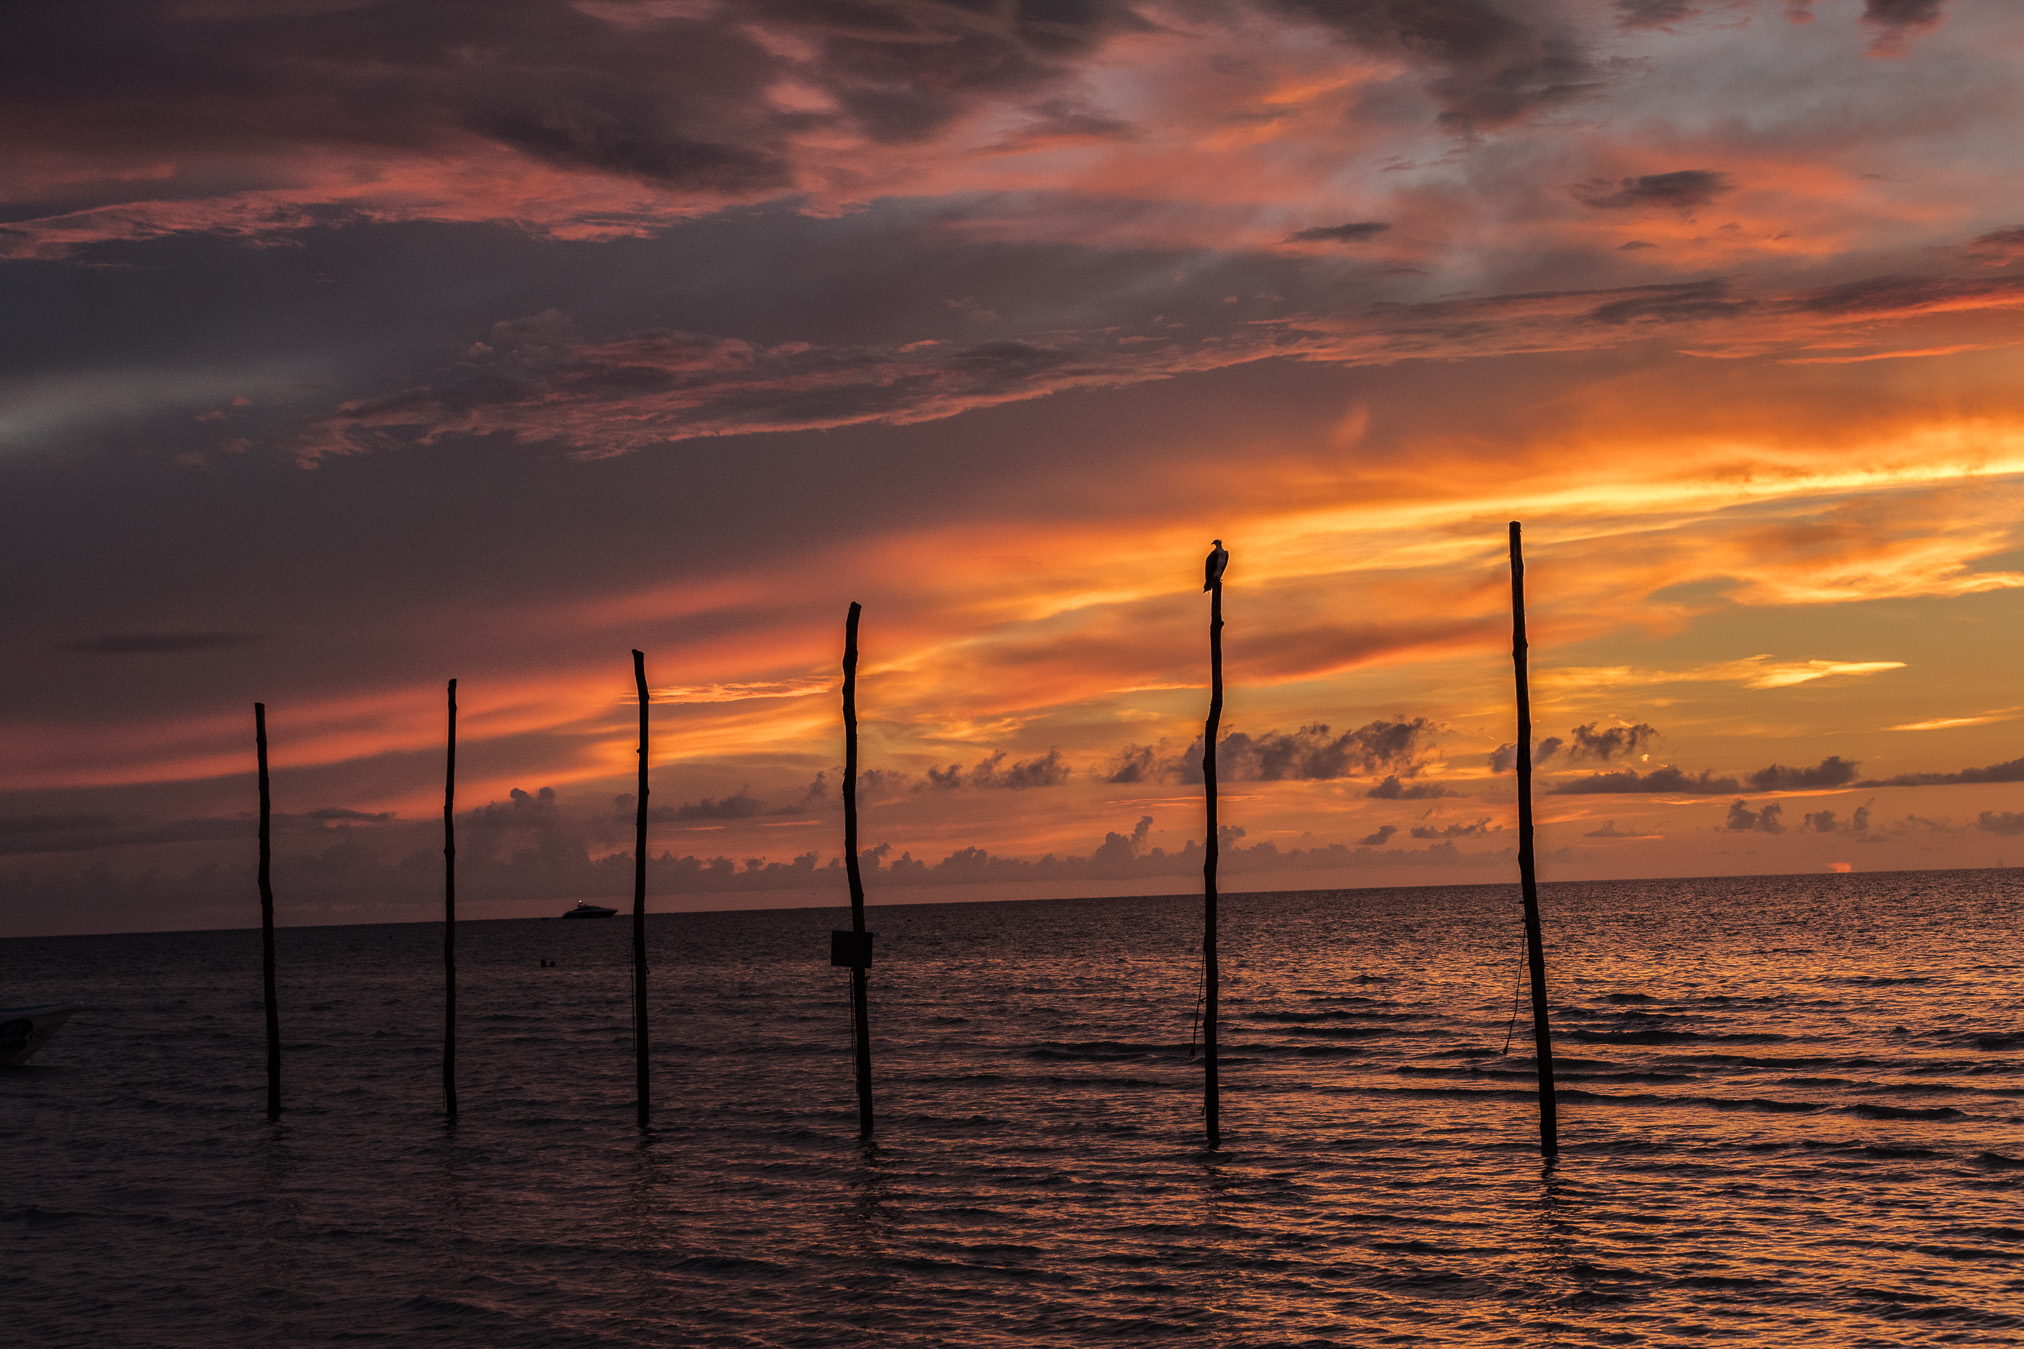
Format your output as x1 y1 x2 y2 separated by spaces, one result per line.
8 872 2024 1346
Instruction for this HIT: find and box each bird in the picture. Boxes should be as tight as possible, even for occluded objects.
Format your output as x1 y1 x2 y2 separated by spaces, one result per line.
1203 539 1228 592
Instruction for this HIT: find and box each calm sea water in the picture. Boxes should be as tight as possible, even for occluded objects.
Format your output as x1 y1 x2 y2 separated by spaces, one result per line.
7 872 2024 1346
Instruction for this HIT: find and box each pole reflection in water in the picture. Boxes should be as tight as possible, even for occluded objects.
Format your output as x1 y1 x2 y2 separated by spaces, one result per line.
8 872 2024 1346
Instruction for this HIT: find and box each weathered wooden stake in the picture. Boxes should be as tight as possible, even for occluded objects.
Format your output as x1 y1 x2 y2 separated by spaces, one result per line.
1202 545 1226 1147
1508 521 1559 1158
842 602 875 1137
631 650 651 1129
255 702 281 1119
443 678 458 1121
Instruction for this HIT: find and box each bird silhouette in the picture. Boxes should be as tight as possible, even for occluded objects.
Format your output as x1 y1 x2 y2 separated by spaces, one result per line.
1204 539 1228 592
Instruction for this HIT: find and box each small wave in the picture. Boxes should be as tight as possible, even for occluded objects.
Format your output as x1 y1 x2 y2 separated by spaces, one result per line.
1846 1103 1965 1121
673 1253 792 1275
1858 1144 1945 1159
1564 1028 1788 1045
1972 1152 2024 1170
1028 1042 1165 1061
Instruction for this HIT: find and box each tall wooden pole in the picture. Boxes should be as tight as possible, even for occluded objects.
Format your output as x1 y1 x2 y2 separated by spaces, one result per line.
255 703 281 1119
842 602 875 1137
443 678 458 1121
631 651 651 1129
1508 521 1559 1158
1202 569 1224 1147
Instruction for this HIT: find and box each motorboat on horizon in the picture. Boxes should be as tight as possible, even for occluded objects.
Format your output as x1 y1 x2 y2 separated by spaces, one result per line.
560 901 618 919
1 1004 82 1067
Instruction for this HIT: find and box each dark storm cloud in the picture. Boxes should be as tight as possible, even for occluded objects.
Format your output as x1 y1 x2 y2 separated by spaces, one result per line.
1615 0 1698 26
649 787 769 822
1962 227 2024 265
1360 823 1399 846
1106 719 1432 785
1725 799 1785 833
1285 221 1393 244
1786 273 2024 318
1557 765 1743 794
1801 803 1872 833
0 0 1151 253
918 750 1071 791
1586 279 1752 325
1978 810 2024 835
467 785 560 830
1863 0 1949 51
1180 719 1436 783
56 631 261 654
1409 818 1492 839
1 2 797 196
1366 775 1450 799
1488 739 1560 772
1748 756 1859 791
1568 721 1658 762
1101 745 1159 784
1575 170 1734 211
1263 0 1603 132
1558 755 1858 794
1858 755 2024 787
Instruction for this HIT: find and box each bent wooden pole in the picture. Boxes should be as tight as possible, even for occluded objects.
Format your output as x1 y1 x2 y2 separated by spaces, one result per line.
1508 521 1560 1158
840 603 875 1137
443 678 458 1121
1202 541 1227 1147
255 703 281 1119
632 650 651 1129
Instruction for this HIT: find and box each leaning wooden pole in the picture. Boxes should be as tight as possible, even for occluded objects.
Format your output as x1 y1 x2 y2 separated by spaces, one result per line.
1508 521 1559 1158
255 702 281 1119
631 650 652 1129
841 602 875 1137
443 678 458 1121
1202 544 1226 1147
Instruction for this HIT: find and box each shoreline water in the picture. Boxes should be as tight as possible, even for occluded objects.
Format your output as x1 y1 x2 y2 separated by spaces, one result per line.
10 871 2024 1346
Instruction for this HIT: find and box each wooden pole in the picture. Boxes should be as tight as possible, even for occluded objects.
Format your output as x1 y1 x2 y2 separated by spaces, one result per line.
1202 567 1224 1147
842 602 874 1137
443 678 457 1122
631 650 651 1129
255 702 281 1119
1508 521 1559 1158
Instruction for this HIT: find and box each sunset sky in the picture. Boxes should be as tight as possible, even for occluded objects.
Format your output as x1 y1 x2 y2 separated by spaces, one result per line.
6 0 2024 934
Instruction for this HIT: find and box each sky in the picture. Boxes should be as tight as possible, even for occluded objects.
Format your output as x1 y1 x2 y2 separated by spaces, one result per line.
5 0 2024 936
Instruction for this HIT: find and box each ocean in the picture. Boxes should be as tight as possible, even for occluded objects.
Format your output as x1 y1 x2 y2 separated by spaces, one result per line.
7 871 2024 1346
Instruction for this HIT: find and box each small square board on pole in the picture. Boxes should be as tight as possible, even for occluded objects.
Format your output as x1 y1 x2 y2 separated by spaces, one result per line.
830 930 875 969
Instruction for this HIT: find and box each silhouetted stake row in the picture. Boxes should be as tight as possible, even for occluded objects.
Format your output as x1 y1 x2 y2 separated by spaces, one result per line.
250 533 1562 1159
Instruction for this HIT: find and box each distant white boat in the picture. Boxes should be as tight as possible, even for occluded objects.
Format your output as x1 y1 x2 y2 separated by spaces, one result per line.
561 902 618 920
0 1004 82 1067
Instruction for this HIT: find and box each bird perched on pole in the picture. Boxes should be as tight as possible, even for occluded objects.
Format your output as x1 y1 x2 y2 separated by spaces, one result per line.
1204 539 1229 591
